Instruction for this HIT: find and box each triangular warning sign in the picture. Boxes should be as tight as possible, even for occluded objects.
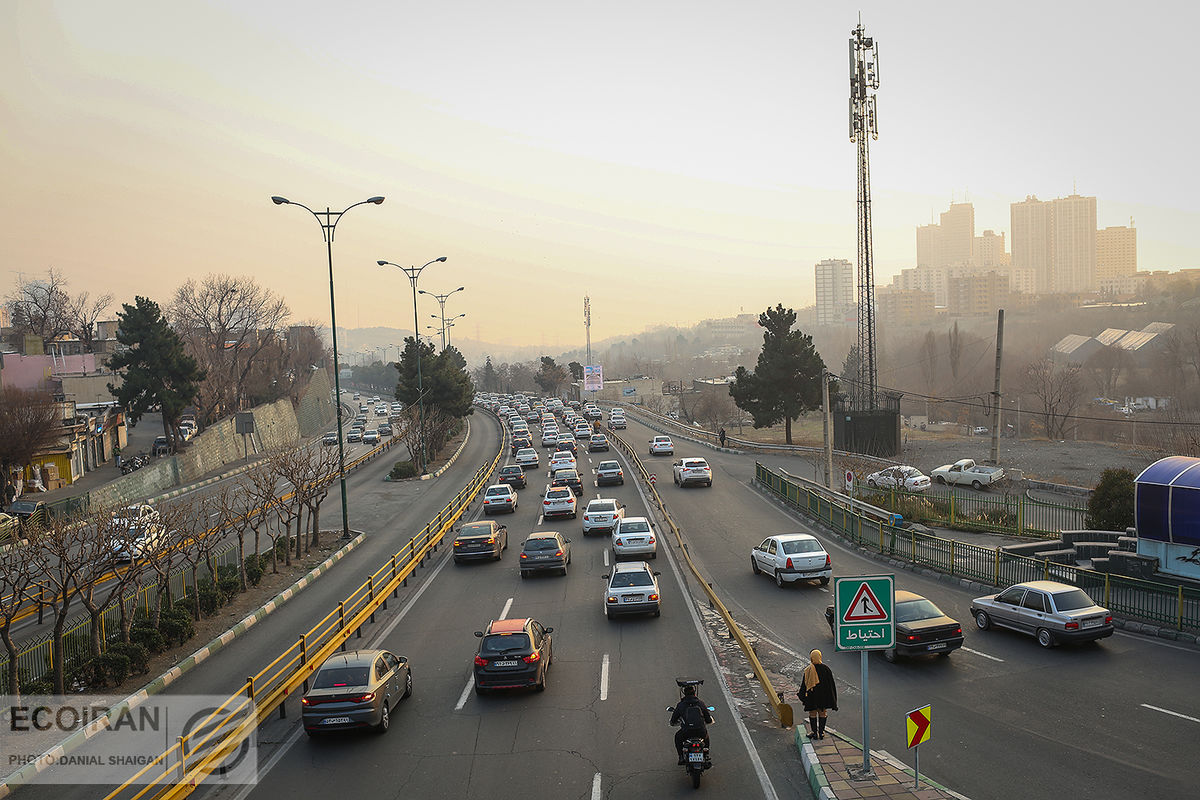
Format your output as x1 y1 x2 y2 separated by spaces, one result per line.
843 583 888 622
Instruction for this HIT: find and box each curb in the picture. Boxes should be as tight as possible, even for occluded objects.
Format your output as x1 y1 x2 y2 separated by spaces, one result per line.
795 726 967 800
418 419 472 481
0 532 367 797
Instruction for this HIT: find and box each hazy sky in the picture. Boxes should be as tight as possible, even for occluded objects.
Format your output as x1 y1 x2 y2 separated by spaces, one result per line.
4 1 1197 351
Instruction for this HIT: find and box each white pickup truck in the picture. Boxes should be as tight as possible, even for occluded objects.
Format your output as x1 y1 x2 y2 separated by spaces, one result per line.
930 459 1005 490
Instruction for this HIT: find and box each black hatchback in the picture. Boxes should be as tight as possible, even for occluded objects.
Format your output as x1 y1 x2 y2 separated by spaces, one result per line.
498 465 527 489
473 618 554 694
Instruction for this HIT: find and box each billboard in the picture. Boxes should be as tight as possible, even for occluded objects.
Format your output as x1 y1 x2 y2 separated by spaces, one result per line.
583 365 603 392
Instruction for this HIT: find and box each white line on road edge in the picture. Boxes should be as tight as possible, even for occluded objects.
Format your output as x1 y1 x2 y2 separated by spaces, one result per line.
499 596 513 620
600 654 609 701
603 549 610 567
1142 703 1200 723
591 772 602 800
619 450 780 800
961 647 1004 662
455 597 514 711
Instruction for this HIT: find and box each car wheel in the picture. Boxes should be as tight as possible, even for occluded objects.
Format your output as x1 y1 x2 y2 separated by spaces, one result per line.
305 728 321 738
750 557 761 575
975 610 991 630
374 701 390 734
883 647 897 663
971 480 983 490
936 476 946 485
474 683 488 696
1036 628 1055 648
706 480 712 487
402 671 413 698
560 566 568 576
650 551 657 559
819 576 830 586
775 570 786 588
520 570 529 579
653 608 661 618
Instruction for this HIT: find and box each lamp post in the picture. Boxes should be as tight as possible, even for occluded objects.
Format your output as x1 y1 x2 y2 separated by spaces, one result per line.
444 313 466 348
378 257 447 473
272 194 383 539
419 286 465 350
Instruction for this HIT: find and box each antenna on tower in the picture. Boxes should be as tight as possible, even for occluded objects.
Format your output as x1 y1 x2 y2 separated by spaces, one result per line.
583 296 593 400
849 18 880 410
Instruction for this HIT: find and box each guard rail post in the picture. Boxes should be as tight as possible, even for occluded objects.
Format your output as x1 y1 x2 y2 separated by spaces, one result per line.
338 602 346 651
300 635 310 692
368 576 376 623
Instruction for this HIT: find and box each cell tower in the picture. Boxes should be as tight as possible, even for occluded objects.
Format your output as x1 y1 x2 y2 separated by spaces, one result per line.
849 19 880 410
583 295 592 366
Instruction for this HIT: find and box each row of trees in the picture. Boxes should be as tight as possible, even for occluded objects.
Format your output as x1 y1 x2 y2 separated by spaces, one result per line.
0 442 340 697
472 355 582 396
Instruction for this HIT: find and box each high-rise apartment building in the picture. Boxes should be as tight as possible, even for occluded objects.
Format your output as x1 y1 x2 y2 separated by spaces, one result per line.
1011 195 1054 294
1097 225 1137 283
916 223 941 268
974 230 1009 268
814 258 855 326
1051 194 1096 293
939 203 975 267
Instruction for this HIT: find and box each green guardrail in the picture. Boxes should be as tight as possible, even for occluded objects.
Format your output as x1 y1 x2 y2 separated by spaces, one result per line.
860 482 1085 537
756 462 1200 633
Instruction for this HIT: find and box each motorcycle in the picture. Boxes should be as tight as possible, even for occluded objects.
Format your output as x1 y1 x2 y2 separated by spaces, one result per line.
668 678 715 788
120 453 150 474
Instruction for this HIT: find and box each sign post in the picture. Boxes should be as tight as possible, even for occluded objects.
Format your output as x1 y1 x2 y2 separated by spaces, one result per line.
906 704 932 789
833 575 895 779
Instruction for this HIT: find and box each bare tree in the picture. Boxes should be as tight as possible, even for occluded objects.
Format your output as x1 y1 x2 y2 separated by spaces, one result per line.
5 269 73 344
242 463 286 572
0 388 63 505
947 321 963 382
145 500 192 628
0 541 35 695
919 330 938 419
26 511 97 693
1023 358 1083 440
74 508 134 659
65 290 113 351
1082 346 1128 400
293 443 340 553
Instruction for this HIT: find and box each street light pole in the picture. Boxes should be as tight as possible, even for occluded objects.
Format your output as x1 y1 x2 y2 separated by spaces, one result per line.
419 286 464 351
378 257 447 474
272 194 384 539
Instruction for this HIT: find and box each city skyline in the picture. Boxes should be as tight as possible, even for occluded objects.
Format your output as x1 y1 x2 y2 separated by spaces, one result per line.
4 2 1198 348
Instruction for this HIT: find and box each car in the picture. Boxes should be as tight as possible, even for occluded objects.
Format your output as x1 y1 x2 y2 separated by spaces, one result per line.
648 436 674 456
548 451 577 473
595 460 625 486
612 516 656 560
585 407 602 420
541 430 561 448
473 618 554 694
541 486 577 519
588 434 610 452
379 423 393 437
672 458 712 487
969 580 1114 648
354 415 368 427
515 448 540 469
301 649 412 735
511 434 534 454
375 405 388 416
750 533 831 587
112 503 160 527
453 520 508 563
574 425 592 440
497 464 527 489
973 426 989 435
825 590 964 662
108 510 166 562
482 484 519 514
152 435 170 456
519 531 572 577
556 437 578 456
582 498 625 535
865 465 931 492
346 429 363 443
608 416 627 430
930 458 1005 489
603 561 662 619
362 430 380 445
550 468 585 496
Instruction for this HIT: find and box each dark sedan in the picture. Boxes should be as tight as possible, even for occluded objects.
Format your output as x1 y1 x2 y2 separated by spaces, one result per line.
453 521 508 563
473 617 554 694
510 435 534 455
301 649 412 735
550 468 585 496
519 532 572 578
826 589 964 662
497 465 527 489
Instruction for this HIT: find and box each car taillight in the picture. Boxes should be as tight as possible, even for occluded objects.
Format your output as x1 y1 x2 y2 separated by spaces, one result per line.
649 593 659 601
648 536 655 545
953 627 962 635
904 633 919 642
352 692 374 703
607 596 618 604
825 555 831 567
485 537 495 544
453 540 462 547
301 696 313 706
522 652 541 664
583 516 590 521
1065 621 1079 630
554 550 563 557
1104 615 1113 624
786 557 793 568
474 656 488 666
544 500 551 505
615 538 623 545
520 553 528 559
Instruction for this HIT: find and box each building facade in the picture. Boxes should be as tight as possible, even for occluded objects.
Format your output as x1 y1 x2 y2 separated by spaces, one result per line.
814 258 855 326
1096 225 1137 285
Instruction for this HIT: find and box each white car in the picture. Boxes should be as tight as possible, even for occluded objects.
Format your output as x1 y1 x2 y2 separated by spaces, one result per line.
604 561 662 619
483 484 518 515
672 458 712 487
865 465 931 492
549 451 577 473
612 516 656 560
608 415 626 430
574 425 592 440
582 498 626 536
515 448 540 469
362 429 380 445
648 436 674 456
542 486 577 519
541 430 560 448
108 506 166 562
750 533 831 588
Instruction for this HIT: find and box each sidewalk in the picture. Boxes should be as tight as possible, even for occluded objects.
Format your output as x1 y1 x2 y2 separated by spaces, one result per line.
797 727 965 800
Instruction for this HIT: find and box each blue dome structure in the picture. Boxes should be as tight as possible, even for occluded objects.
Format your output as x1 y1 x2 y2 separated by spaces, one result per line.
1135 456 1200 580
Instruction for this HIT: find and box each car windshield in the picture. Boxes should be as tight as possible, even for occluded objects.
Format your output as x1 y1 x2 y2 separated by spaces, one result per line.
8 502 38 514
458 524 493 537
896 599 944 623
501 467 521 475
589 502 617 513
598 462 619 470
781 539 823 554
524 539 560 551
684 461 708 468
312 666 369 689
554 470 578 480
620 520 650 533
518 449 535 457
610 572 654 588
480 634 530 656
1052 589 1097 611
113 509 143 521
486 488 509 496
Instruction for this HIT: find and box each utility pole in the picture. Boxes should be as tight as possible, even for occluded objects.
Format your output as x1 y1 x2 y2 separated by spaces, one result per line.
584 296 592 402
823 372 834 490
990 309 1004 465
850 19 881 411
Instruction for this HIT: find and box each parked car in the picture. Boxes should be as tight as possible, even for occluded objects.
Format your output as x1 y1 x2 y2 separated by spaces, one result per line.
482 484 519 515
865 466 931 492
582 498 625 535
969 580 1114 648
301 649 412 735
453 520 508 563
612 516 656 560
672 458 712 487
648 436 674 456
473 618 554 694
604 561 661 619
497 464 527 489
930 459 1005 489
519 531 572 577
5 499 48 532
595 460 625 486
750 533 831 588
825 590 963 662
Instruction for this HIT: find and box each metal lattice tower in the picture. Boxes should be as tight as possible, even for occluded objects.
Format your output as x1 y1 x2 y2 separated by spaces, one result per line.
849 20 880 410
583 295 592 364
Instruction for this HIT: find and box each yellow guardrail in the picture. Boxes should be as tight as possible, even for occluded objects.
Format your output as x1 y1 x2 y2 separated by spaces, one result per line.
98 416 504 800
606 429 793 729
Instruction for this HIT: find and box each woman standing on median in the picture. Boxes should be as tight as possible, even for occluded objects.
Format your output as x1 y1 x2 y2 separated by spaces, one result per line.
798 649 837 739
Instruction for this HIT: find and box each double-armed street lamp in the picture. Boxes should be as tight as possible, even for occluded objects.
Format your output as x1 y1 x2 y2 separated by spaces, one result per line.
418 286 465 351
377 257 447 473
271 194 384 539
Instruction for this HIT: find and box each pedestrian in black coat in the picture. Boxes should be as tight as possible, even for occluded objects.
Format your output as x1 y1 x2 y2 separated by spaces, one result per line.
798 649 837 739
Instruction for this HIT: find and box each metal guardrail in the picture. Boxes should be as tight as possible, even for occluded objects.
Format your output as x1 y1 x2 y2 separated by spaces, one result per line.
755 462 1200 633
605 428 794 729
97 418 504 800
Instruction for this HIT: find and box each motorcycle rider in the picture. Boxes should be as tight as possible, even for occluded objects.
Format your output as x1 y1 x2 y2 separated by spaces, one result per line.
669 683 714 765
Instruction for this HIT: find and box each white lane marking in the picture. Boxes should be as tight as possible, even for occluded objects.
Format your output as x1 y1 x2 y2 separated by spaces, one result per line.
600 653 610 701
499 597 513 620
962 646 1004 662
537 514 544 525
1142 703 1200 723
455 596 513 711
591 772 601 800
603 549 610 567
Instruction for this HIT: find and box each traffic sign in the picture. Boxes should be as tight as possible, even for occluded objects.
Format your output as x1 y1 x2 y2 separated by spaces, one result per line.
648 474 657 485
833 575 894 650
906 705 931 748
845 470 854 490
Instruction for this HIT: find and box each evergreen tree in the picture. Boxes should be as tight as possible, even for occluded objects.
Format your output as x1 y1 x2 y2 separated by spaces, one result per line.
567 361 584 381
107 296 205 450
393 338 473 418
481 357 499 391
1086 468 1135 531
729 304 827 444
534 357 568 395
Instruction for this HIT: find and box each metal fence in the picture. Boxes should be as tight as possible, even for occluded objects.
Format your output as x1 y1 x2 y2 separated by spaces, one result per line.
756 462 1200 633
859 484 1087 537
